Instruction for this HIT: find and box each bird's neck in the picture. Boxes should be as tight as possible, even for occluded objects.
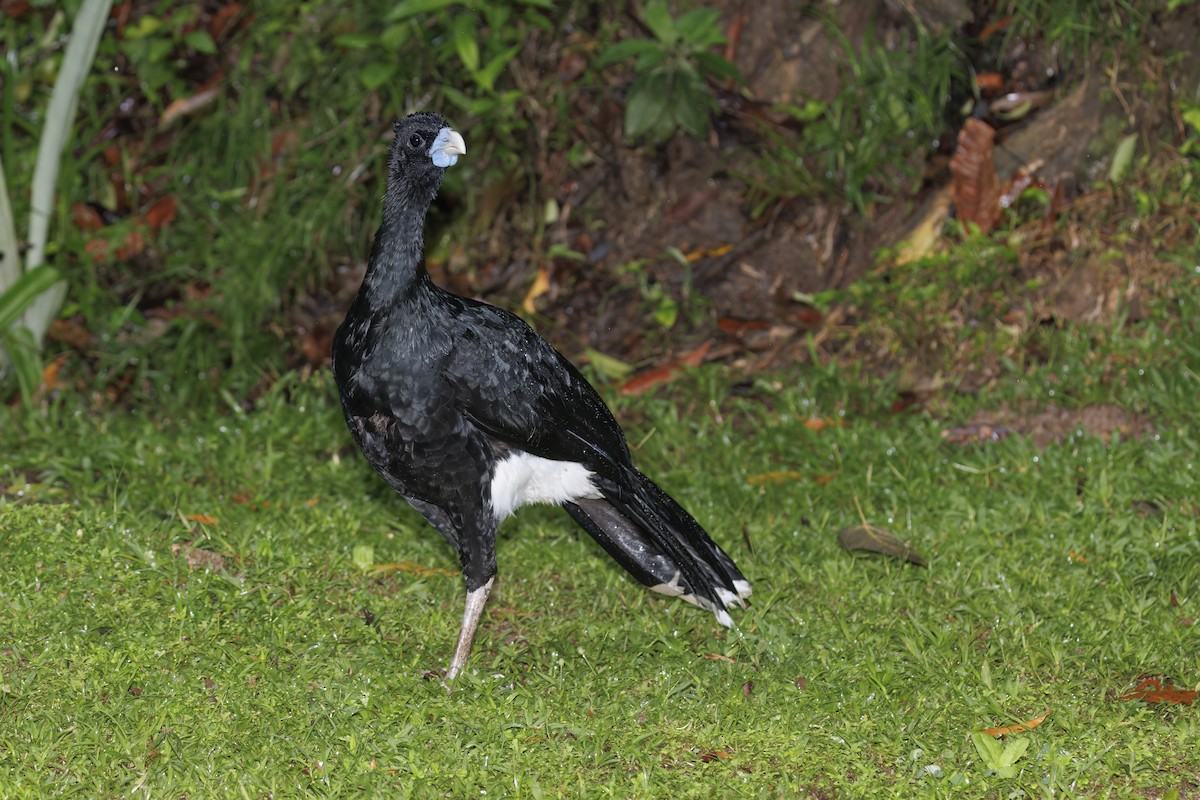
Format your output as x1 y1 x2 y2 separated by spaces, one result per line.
361 179 439 305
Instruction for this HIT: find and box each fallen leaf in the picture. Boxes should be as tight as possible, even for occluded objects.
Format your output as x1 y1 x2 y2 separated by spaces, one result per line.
556 49 587 84
144 196 178 231
522 266 551 314
975 72 1005 92
618 340 712 396
836 524 928 567
70 202 104 231
978 15 1012 40
981 710 1051 737
803 417 843 432
665 187 718 225
187 513 219 525
160 87 220 128
716 316 770 335
742 680 754 699
39 353 68 394
209 2 249 40
949 118 1002 233
170 543 227 572
703 653 736 664
1115 678 1197 706
745 470 804 486
699 749 732 763
683 243 733 263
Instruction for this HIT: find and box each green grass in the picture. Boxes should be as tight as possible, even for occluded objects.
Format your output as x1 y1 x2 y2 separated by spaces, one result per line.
3 321 1199 797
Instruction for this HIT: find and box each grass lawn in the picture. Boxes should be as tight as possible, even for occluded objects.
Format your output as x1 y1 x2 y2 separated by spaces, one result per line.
3 2 1199 793
3 273 1199 797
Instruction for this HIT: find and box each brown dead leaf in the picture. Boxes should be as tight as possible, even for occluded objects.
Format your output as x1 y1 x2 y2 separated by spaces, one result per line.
745 470 804 486
618 340 712 396
665 187 719 225
209 2 249 40
522 266 551 314
71 202 104 232
703 653 737 664
978 15 1012 40
975 72 1005 93
187 513 219 525
699 749 732 763
47 318 93 350
160 87 220 129
1115 679 1197 706
144 196 178 231
981 710 1051 737
38 354 68 395
556 49 587 84
170 543 228 572
716 317 770 335
949 118 1002 233
803 417 844 432
836 524 928 567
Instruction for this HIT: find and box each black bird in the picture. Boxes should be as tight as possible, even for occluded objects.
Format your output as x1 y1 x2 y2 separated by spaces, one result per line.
332 112 751 679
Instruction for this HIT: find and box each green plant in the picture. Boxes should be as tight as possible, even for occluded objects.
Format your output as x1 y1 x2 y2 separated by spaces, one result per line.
747 20 957 215
599 1 739 143
1 0 112 401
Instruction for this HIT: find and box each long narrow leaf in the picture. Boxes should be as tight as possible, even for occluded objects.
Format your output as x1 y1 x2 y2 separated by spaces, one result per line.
0 265 61 331
0 157 19 292
22 0 113 346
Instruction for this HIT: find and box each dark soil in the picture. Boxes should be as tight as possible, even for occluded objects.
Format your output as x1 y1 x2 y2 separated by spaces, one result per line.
460 0 1200 396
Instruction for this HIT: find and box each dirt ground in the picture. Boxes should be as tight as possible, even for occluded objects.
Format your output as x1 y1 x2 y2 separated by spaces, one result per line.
458 0 1200 402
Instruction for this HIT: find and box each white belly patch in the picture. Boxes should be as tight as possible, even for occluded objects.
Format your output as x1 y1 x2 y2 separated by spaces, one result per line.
490 451 602 520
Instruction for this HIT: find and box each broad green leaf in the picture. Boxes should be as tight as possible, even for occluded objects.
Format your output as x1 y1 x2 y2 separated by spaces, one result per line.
675 9 725 49
333 32 377 50
1109 133 1137 183
653 294 678 329
693 51 742 83
997 737 1029 769
583 348 633 381
970 731 1005 770
442 85 493 115
643 1 675 43
379 24 411 51
624 77 668 140
359 62 395 91
0 266 61 331
1181 105 1200 132
183 30 216 55
351 544 375 572
451 14 479 73
473 42 519 92
387 0 458 22
670 79 711 137
597 38 661 67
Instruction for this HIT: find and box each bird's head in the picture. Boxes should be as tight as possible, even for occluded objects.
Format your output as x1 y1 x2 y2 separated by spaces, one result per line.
387 112 466 192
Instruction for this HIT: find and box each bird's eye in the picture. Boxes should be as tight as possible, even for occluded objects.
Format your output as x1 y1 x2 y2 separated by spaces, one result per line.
408 134 424 149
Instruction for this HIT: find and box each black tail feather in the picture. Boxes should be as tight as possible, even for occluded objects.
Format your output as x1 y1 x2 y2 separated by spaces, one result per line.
564 467 750 625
